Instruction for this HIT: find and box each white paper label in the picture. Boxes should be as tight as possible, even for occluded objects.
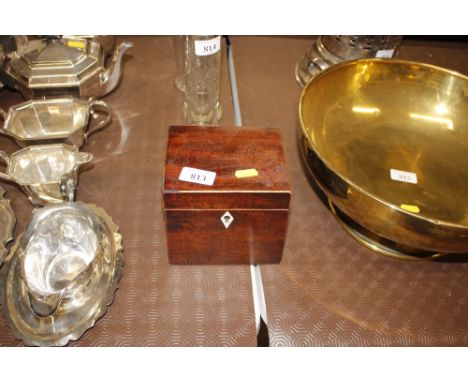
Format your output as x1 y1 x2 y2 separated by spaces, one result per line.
390 169 418 184
179 167 216 186
376 49 395 58
194 36 221 56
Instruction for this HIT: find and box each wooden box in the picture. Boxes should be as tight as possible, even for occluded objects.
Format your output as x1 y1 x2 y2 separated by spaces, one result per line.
163 125 291 264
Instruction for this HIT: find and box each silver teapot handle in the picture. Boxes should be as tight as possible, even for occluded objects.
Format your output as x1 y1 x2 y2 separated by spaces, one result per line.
0 151 13 182
86 99 112 140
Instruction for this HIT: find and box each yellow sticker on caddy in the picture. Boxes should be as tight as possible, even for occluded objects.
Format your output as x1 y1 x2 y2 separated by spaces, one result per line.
400 204 420 214
67 40 86 49
235 169 259 178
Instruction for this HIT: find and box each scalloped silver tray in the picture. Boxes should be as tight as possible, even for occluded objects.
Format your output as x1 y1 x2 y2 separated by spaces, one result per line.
0 186 15 266
0 202 123 346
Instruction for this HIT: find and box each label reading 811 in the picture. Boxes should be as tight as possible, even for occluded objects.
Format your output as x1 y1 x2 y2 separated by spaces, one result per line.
194 36 221 56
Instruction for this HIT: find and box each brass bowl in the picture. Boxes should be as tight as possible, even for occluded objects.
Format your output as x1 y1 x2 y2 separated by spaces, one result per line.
299 59 468 260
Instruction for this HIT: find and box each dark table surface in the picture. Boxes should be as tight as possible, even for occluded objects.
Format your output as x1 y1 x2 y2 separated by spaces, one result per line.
1 36 467 346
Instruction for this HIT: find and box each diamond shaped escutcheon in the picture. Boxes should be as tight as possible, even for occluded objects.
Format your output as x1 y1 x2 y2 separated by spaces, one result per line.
221 211 234 229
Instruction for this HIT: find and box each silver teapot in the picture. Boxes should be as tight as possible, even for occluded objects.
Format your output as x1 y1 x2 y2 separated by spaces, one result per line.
4 37 133 99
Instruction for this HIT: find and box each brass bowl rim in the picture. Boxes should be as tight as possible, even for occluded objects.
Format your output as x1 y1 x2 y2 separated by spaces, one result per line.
299 58 468 230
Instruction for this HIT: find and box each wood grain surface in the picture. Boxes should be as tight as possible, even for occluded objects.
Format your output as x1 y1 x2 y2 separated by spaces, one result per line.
163 125 291 264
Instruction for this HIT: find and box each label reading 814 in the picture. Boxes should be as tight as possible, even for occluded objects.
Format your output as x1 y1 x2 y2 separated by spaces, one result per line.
194 36 221 56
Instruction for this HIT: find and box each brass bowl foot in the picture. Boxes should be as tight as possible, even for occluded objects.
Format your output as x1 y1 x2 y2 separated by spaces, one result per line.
328 200 447 261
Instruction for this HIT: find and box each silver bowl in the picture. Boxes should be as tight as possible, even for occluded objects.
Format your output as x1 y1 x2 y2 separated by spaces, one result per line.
0 98 111 148
0 144 92 206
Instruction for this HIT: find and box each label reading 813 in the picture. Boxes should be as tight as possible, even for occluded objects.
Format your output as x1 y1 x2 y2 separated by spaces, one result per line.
179 166 217 186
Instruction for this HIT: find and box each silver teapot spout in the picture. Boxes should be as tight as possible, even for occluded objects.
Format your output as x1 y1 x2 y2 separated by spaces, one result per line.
99 41 133 97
